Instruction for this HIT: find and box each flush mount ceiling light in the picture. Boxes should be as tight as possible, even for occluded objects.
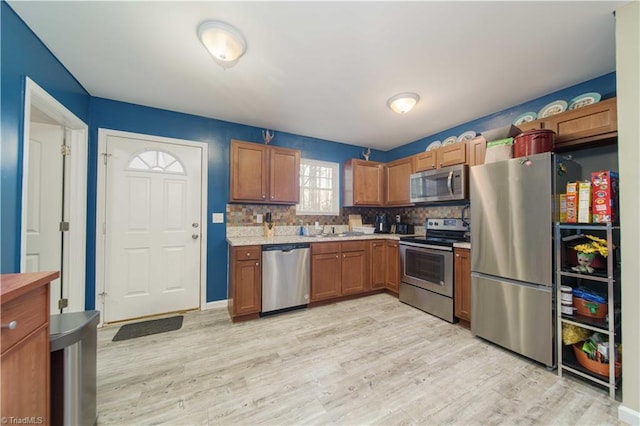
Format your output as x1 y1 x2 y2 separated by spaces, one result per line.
387 92 420 114
197 20 247 69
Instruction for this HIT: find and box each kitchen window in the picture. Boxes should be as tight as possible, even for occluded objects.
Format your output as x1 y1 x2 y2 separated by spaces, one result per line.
296 159 339 215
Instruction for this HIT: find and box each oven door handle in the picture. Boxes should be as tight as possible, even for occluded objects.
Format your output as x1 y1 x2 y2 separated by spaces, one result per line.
399 242 453 252
447 171 454 196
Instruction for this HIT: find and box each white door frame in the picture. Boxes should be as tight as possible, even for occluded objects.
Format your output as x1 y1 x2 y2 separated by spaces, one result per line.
95 128 208 323
20 77 88 313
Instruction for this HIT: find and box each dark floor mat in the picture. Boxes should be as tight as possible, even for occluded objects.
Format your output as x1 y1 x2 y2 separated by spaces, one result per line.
112 316 183 342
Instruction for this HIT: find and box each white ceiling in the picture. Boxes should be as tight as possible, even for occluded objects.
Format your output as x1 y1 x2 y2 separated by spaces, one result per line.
9 1 623 151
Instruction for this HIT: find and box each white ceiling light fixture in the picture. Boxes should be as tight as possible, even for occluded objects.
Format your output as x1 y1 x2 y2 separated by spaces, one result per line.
197 20 247 69
387 92 420 114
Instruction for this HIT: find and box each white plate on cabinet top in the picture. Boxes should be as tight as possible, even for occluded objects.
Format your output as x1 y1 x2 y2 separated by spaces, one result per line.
456 131 477 142
513 112 537 125
568 92 601 110
426 141 442 151
442 136 458 146
538 100 568 118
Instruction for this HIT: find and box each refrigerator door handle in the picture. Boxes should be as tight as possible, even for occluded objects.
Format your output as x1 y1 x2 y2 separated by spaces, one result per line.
447 171 454 196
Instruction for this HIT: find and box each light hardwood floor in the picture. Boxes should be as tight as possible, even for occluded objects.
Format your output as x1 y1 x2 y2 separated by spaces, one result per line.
96 293 622 425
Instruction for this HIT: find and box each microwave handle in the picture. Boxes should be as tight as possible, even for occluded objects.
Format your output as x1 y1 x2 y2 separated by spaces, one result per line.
447 171 454 196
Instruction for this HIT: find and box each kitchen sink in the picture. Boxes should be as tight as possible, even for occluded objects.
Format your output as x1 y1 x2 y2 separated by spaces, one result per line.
303 231 364 238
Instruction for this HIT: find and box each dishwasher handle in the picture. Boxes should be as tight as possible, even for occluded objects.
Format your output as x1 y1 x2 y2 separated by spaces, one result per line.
262 243 310 252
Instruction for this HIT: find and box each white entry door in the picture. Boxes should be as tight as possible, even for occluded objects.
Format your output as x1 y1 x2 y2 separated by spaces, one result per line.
102 135 203 323
25 122 64 314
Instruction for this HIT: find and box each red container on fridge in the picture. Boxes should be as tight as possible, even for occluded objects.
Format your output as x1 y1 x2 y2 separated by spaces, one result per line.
513 129 555 158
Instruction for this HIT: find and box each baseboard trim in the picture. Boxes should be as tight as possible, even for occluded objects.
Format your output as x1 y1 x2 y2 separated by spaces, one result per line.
203 299 227 310
619 404 640 425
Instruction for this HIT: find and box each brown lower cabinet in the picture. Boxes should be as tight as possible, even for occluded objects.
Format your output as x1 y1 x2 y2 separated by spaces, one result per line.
341 242 369 295
370 240 399 294
310 243 342 301
453 247 471 324
311 241 369 301
228 238 401 320
228 245 262 321
1 271 58 425
385 240 400 293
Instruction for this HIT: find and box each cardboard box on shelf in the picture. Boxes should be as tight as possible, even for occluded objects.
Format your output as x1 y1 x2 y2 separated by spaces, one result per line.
559 194 567 223
566 182 577 223
591 171 619 223
577 181 591 223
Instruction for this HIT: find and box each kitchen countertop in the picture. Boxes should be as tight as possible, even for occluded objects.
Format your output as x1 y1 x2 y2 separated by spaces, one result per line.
227 234 473 249
227 233 413 247
453 242 471 249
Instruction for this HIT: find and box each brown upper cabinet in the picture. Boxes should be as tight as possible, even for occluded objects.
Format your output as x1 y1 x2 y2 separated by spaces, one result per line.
414 143 467 172
385 157 415 206
343 159 385 206
466 136 487 167
516 97 617 151
230 140 300 204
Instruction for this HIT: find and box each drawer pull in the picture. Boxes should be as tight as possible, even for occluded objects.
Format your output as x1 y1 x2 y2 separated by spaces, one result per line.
1 320 17 330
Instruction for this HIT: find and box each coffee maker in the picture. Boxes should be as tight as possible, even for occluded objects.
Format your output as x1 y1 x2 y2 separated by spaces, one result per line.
374 213 391 234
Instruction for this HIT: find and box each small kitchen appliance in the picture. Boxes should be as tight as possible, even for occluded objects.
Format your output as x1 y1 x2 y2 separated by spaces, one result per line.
395 223 415 234
410 164 469 204
374 213 391 233
398 218 469 323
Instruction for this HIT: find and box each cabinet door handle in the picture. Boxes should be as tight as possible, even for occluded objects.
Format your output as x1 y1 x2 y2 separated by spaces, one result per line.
262 194 266 199
255 262 259 267
343 254 346 258
246 252 251 257
1 321 17 330
456 254 460 257
336 255 339 259
271 195 275 199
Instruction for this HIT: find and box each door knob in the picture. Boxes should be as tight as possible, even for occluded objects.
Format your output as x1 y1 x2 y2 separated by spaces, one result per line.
192 234 199 239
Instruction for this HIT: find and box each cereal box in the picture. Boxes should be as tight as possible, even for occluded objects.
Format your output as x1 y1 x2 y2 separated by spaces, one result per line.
566 182 577 223
577 181 591 223
559 194 567 223
591 171 619 223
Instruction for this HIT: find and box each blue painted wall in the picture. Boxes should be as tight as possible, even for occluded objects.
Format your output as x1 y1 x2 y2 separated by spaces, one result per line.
388 72 616 161
1 1 617 307
87 98 384 307
0 2 91 273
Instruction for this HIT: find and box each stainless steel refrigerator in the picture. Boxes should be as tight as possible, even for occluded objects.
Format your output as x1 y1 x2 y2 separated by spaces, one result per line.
470 152 579 367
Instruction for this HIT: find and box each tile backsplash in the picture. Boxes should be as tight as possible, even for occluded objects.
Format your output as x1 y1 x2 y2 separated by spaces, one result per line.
225 203 468 227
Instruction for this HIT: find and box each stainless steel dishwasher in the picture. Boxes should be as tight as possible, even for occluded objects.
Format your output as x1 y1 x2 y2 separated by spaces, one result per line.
262 242 311 314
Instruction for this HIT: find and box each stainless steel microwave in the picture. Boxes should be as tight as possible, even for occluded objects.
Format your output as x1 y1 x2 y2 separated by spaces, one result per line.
410 164 468 203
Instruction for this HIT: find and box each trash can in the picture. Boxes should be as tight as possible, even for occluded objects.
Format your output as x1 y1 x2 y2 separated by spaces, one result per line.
50 310 100 426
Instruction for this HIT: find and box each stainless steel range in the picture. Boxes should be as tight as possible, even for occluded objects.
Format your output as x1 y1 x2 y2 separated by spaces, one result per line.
399 218 469 322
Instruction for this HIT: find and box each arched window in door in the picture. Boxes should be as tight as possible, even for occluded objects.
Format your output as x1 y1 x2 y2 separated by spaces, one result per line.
127 149 185 174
